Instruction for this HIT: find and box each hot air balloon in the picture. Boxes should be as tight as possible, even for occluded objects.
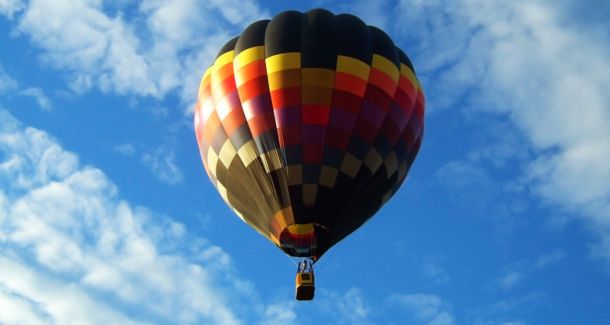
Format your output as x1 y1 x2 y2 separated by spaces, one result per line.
194 9 425 300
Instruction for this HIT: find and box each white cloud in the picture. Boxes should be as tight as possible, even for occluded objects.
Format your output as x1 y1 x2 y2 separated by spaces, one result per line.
15 0 156 96
19 87 52 110
6 0 267 105
0 108 283 324
391 293 455 325
137 0 225 100
0 0 24 18
137 0 267 108
0 121 79 192
466 1 610 266
0 287 50 325
0 256 142 325
141 146 184 185
386 0 610 266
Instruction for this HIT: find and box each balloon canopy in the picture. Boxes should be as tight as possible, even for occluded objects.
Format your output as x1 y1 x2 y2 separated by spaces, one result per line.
194 9 425 260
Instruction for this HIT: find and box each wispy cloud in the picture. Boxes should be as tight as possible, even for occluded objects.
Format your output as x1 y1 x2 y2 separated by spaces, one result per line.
347 0 392 31
0 108 278 324
19 87 52 110
0 64 18 93
114 143 136 156
258 302 297 325
317 287 371 325
141 146 184 185
389 293 455 325
496 250 565 290
420 255 451 285
1 64 52 110
432 120 535 240
472 291 547 325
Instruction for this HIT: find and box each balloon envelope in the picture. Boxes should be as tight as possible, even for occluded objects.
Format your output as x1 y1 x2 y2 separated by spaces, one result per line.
194 9 425 260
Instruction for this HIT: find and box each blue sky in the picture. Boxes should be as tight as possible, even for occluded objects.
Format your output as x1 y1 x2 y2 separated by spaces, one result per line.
1 0 609 324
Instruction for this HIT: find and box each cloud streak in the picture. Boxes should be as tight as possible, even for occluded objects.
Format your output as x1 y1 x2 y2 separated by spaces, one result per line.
496 250 565 290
